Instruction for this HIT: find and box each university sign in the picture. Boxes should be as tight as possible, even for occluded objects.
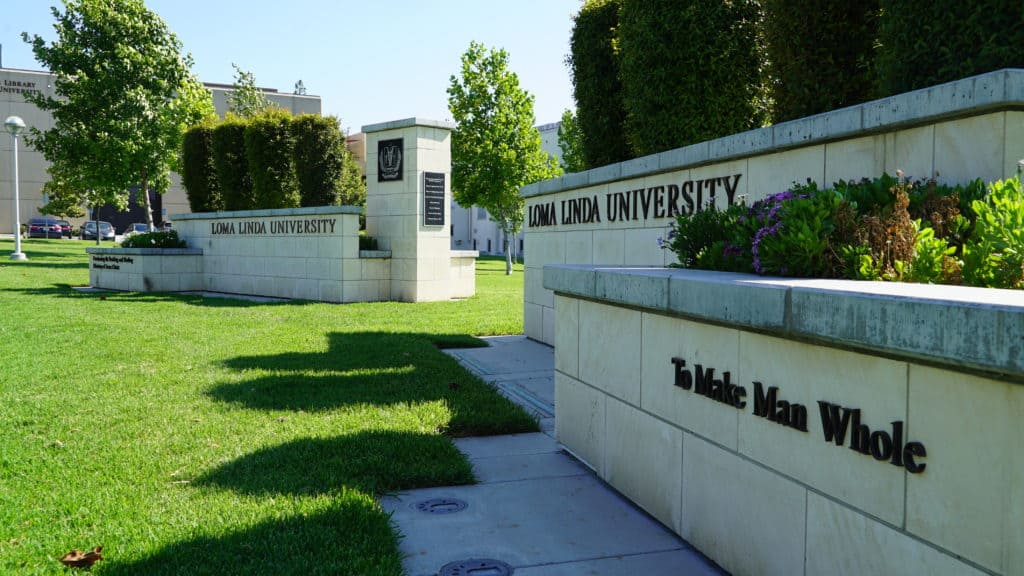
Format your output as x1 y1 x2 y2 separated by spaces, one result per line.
528 173 743 227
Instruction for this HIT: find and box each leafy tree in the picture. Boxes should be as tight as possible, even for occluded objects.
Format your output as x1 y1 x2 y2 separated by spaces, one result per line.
38 175 87 219
557 109 587 173
568 0 632 168
448 42 562 275
23 0 214 233
228 63 274 118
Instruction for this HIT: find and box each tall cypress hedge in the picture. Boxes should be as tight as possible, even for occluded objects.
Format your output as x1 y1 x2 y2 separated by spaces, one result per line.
244 108 299 210
292 114 345 207
618 0 766 156
763 0 878 122
212 116 255 211
181 122 222 212
876 0 1024 96
568 0 632 169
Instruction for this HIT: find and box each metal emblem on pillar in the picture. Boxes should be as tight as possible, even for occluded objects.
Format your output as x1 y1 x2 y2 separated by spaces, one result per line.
378 138 404 182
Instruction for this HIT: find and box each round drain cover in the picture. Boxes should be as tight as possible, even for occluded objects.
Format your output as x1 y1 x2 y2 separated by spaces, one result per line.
413 497 469 515
439 558 513 576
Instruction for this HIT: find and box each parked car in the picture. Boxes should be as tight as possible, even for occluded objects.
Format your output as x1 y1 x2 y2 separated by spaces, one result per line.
27 217 63 239
123 222 151 239
159 221 173 232
56 219 72 238
81 221 115 242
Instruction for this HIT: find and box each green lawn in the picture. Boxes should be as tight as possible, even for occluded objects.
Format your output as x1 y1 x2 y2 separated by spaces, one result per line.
0 241 535 575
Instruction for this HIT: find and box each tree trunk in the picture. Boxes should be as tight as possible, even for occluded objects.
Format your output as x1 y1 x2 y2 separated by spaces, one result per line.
93 204 100 246
504 229 512 275
141 170 155 231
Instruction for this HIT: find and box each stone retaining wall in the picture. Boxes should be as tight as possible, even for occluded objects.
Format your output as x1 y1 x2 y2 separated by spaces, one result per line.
545 264 1023 576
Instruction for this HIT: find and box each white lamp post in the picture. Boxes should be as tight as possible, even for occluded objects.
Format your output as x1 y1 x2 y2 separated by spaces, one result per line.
4 115 27 261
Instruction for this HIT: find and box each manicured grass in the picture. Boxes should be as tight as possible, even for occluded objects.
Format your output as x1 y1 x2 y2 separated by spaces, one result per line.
0 240 535 575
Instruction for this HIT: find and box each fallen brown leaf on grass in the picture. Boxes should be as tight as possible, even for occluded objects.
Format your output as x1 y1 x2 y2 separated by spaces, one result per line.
59 546 103 568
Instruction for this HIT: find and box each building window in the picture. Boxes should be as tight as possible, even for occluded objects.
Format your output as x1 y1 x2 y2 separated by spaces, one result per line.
477 208 488 220
487 239 492 252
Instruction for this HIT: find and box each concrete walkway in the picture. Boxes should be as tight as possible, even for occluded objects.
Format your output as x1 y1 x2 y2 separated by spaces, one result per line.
380 336 724 575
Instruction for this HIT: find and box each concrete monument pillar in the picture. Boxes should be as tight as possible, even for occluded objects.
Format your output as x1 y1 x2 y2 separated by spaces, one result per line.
362 118 455 302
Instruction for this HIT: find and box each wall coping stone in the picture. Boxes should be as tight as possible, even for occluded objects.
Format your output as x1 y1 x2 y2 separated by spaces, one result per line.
544 265 1024 380
359 250 392 258
86 247 203 256
361 117 456 133
451 250 480 258
523 68 1024 199
171 205 361 221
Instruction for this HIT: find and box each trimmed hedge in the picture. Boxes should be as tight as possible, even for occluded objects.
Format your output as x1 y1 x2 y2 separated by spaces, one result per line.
618 0 767 156
763 0 879 122
877 0 1024 97
212 117 255 211
293 114 345 207
244 108 299 210
181 122 222 212
568 0 632 169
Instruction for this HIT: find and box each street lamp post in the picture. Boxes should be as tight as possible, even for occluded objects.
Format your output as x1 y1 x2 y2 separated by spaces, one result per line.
4 115 27 261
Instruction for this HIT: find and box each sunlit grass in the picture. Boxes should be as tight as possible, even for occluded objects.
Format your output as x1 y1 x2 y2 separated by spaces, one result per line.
0 240 534 575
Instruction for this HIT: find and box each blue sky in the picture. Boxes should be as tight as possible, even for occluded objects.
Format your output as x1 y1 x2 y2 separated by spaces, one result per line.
3 0 581 132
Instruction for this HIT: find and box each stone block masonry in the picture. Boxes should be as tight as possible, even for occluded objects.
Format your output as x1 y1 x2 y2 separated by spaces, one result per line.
87 118 479 303
546 264 1024 576
522 69 1024 345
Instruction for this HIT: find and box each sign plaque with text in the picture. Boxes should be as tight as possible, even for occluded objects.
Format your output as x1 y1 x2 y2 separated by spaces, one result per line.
377 138 404 182
423 172 446 226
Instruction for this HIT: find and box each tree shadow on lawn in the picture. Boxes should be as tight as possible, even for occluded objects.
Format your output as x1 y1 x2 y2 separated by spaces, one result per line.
194 430 474 496
211 332 536 437
101 496 403 576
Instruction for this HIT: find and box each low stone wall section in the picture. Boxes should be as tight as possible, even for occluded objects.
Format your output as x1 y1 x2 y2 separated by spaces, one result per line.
87 247 202 292
546 264 1023 576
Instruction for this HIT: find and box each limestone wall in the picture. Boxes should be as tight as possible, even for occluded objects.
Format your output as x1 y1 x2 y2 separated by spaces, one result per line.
522 69 1024 344
546 264 1024 576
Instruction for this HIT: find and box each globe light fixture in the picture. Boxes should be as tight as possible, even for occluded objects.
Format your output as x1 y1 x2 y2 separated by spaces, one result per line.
4 115 27 261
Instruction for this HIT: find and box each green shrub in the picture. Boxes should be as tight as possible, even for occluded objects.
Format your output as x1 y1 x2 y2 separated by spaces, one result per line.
661 204 745 269
358 235 379 251
120 229 186 249
245 108 299 209
212 116 255 211
618 0 767 156
876 0 1024 97
568 0 632 168
182 122 222 212
962 176 1024 288
762 0 878 122
293 114 346 207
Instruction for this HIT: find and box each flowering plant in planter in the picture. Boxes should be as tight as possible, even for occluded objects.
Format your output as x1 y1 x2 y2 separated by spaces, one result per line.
662 172 1024 289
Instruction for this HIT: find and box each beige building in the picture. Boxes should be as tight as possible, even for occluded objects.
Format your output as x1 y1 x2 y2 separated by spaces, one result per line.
0 67 321 234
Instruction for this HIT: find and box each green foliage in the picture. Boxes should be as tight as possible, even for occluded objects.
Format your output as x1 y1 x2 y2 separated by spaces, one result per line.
227 63 273 118
23 0 215 228
120 229 187 248
244 109 299 210
876 0 1024 97
751 185 845 277
662 204 745 269
182 121 223 212
38 176 87 219
448 41 562 274
292 114 364 208
762 0 879 122
212 117 255 211
908 221 957 284
556 109 588 173
618 0 767 156
358 235 379 251
568 0 632 168
962 176 1024 288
